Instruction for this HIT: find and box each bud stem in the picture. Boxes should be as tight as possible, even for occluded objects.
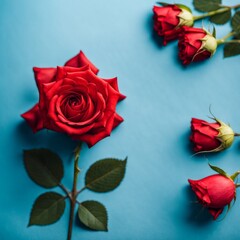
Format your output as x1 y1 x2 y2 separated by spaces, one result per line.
216 32 236 45
236 183 240 188
193 4 240 21
193 7 230 21
234 133 240 137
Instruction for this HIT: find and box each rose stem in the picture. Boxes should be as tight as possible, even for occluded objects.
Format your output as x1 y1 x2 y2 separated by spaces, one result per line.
58 183 72 199
193 4 240 21
216 32 236 45
234 133 240 137
67 143 82 240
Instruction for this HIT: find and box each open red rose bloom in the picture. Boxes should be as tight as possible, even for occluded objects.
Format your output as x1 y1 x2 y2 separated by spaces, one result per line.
189 174 236 220
21 51 126 147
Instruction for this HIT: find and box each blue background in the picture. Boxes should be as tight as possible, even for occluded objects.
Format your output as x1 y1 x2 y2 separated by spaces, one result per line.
1 0 240 239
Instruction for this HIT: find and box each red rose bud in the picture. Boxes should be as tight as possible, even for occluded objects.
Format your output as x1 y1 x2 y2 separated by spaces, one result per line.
153 4 193 45
190 118 234 153
178 26 217 65
188 174 236 220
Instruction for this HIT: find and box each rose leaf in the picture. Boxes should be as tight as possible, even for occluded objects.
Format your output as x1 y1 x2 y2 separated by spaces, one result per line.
210 9 231 25
224 43 240 58
85 158 127 192
231 11 240 34
78 200 108 231
23 149 64 188
193 0 221 12
28 192 66 226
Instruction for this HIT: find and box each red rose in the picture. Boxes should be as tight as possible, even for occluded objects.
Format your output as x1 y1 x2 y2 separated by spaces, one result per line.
178 26 217 65
21 51 126 147
190 118 234 153
153 4 193 45
188 174 236 220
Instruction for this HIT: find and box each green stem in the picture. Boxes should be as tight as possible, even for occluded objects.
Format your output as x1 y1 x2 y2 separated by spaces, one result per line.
235 183 240 188
223 40 240 44
216 32 236 45
76 186 87 196
193 7 230 21
220 4 240 9
193 4 240 21
234 133 240 137
67 143 82 240
58 183 71 199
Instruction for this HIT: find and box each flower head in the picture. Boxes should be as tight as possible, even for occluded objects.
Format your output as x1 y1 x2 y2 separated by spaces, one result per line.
178 26 218 65
189 174 236 220
190 117 234 153
21 51 126 147
153 4 194 45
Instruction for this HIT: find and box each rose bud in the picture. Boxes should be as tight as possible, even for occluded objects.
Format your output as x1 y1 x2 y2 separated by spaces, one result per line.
188 161 240 221
178 26 217 65
190 117 235 153
153 4 194 45
189 174 236 220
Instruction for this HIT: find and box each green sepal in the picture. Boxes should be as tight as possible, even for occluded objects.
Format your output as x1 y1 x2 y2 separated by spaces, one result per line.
176 4 192 13
230 171 240 181
156 2 169 6
212 26 216 38
226 203 231 215
208 163 229 177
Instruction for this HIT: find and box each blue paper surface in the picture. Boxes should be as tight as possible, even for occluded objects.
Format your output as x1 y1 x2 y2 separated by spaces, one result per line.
1 0 240 239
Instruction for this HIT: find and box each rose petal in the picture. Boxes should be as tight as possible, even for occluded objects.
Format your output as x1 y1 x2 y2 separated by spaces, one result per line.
64 51 99 74
72 111 115 147
112 113 124 129
33 67 57 90
55 65 90 80
21 104 44 132
104 77 126 101
208 208 223 220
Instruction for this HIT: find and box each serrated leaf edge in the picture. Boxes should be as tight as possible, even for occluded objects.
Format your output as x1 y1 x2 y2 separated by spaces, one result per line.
78 200 108 231
85 158 127 190
23 149 64 188
28 192 66 226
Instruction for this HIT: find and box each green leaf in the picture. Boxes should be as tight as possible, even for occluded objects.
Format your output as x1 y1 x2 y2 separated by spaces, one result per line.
24 149 64 188
28 192 65 226
156 2 169 6
235 33 240 39
210 9 231 24
176 4 192 13
231 11 240 33
208 163 228 177
78 201 108 231
85 158 127 192
224 43 240 58
193 0 221 12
